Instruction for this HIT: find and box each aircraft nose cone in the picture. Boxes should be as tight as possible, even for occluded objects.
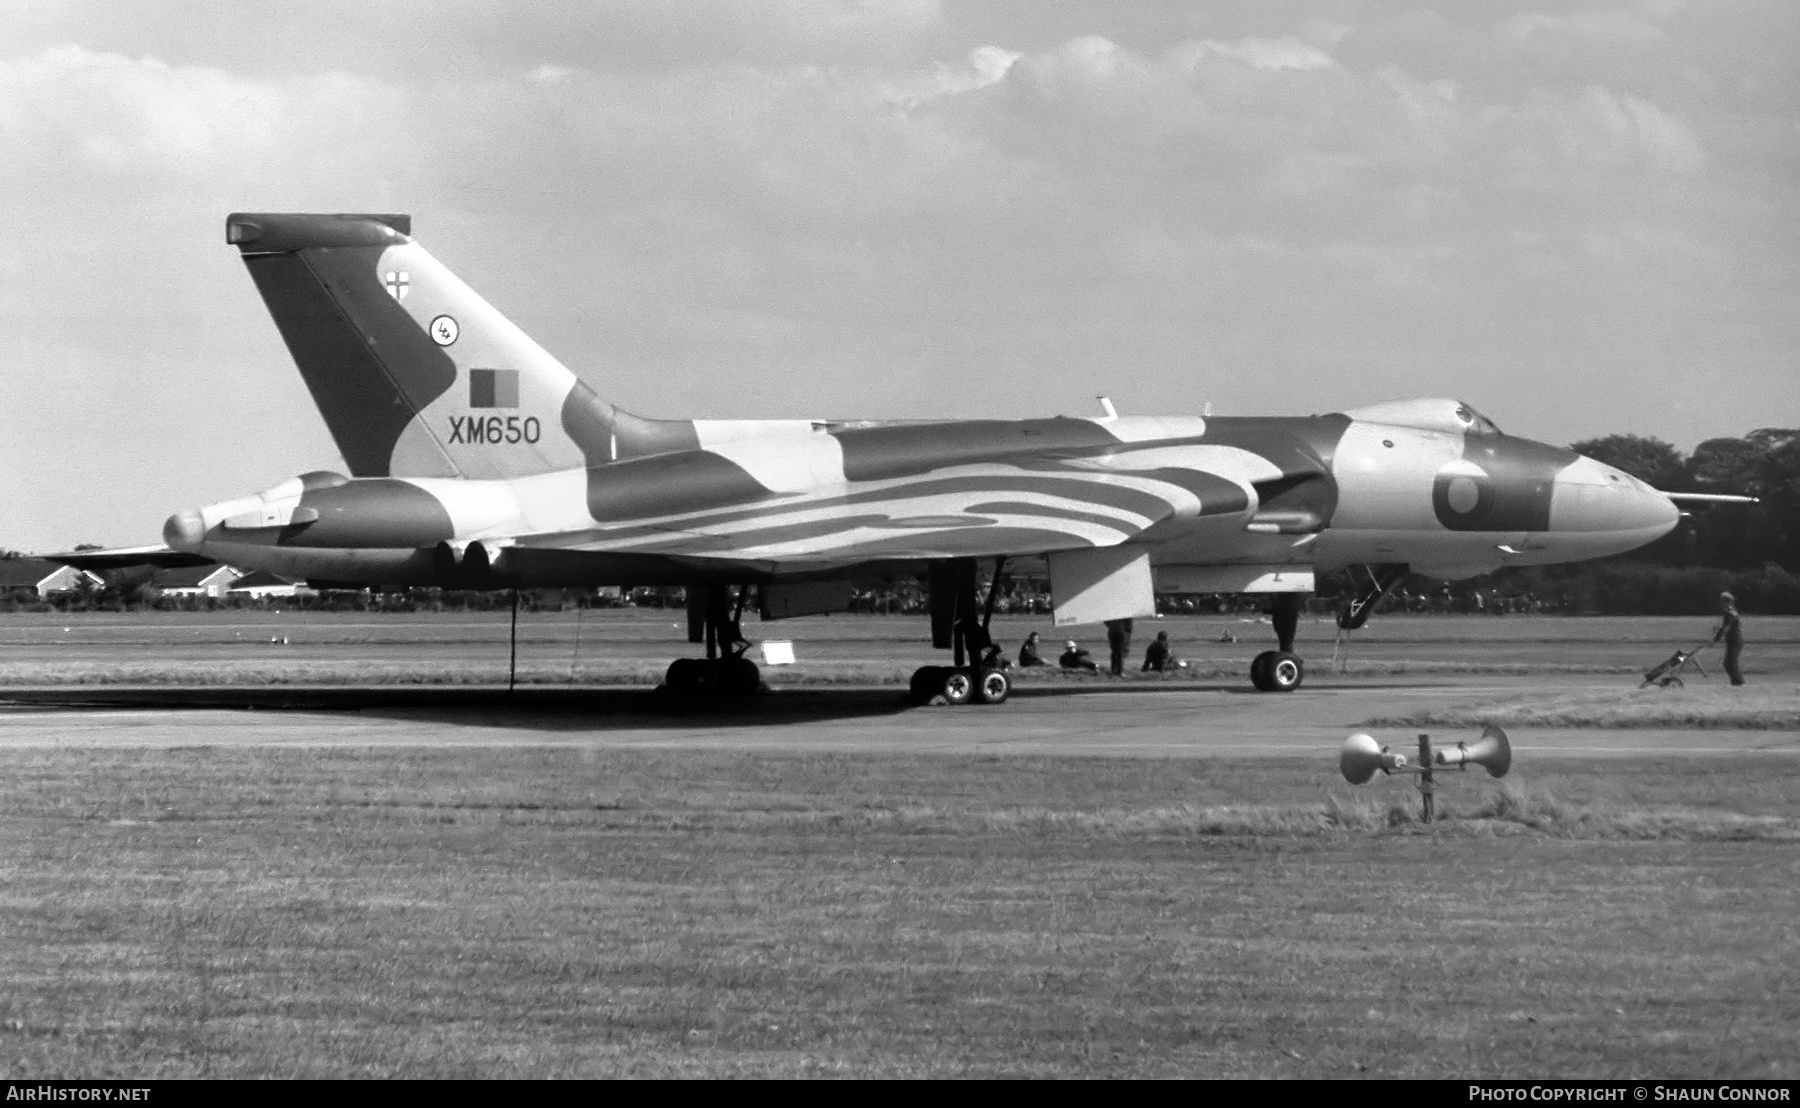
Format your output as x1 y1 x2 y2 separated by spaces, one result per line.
1637 485 1681 536
163 509 207 550
1546 457 1680 558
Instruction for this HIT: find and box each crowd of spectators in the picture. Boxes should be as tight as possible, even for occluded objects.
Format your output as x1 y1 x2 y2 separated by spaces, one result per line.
2 564 1794 618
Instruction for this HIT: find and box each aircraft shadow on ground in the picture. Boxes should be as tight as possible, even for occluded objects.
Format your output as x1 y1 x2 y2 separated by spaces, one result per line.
0 681 1263 733
0 685 917 732
0 675 1470 732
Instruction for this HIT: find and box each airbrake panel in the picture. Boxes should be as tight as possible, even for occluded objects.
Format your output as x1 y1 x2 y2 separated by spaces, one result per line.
1048 545 1157 627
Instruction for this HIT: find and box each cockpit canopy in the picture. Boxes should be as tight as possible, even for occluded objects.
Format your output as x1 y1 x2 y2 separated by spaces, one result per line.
1340 397 1503 437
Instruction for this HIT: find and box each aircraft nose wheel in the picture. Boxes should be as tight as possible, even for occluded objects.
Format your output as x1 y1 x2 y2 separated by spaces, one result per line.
1250 650 1304 692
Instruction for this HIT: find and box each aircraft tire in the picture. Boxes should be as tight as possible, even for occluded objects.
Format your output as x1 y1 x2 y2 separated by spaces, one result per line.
666 658 698 695
1249 651 1276 691
1268 651 1304 692
909 665 945 704
941 668 976 706
723 657 762 697
974 668 1010 705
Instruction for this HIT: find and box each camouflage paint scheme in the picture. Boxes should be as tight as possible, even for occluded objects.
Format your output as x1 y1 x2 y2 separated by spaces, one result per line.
144 213 1675 621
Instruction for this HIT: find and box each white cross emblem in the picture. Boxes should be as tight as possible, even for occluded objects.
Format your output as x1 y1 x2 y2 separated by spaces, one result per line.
384 271 410 300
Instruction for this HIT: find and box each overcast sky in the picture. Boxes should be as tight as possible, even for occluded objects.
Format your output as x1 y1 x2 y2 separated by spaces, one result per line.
3 0 1795 550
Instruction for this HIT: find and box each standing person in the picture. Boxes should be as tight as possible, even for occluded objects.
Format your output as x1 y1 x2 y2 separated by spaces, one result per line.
1018 631 1046 667
1714 592 1745 686
1105 618 1133 677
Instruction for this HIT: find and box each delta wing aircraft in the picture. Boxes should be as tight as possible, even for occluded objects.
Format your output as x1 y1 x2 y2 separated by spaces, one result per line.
60 212 1687 704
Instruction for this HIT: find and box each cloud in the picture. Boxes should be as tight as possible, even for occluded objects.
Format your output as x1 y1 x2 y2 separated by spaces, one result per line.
1301 20 1352 51
0 44 406 190
0 46 275 174
1600 87 1706 174
956 31 1705 202
5 0 947 77
1500 8 1667 47
886 44 1020 108
1491 84 1706 182
527 63 576 84
1182 36 1336 72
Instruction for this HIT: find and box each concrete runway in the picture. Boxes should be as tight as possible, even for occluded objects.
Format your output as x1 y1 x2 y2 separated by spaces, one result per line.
2 680 1795 757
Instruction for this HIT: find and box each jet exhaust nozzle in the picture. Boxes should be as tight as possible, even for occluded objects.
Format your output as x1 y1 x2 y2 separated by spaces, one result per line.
432 539 519 588
163 509 207 550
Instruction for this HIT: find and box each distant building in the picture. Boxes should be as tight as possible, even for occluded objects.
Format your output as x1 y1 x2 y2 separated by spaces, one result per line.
150 564 242 598
227 570 314 600
0 559 102 600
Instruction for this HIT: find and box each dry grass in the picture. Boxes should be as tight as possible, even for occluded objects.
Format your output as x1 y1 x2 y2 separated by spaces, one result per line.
1 749 1795 1078
1461 782 1800 840
7 611 1797 687
1367 683 1800 730
800 792 1799 841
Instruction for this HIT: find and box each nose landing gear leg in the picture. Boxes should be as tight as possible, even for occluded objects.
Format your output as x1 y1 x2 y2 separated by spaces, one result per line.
1250 592 1306 692
1330 562 1409 672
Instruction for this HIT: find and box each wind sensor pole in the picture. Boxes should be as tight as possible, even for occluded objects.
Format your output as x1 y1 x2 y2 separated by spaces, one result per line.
1417 733 1435 823
508 588 520 696
570 599 583 683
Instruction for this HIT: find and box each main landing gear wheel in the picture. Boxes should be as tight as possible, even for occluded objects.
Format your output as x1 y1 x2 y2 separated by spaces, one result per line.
908 665 1008 706
722 656 762 697
666 657 704 694
1250 650 1304 693
909 665 947 704
974 668 1010 705
664 657 762 700
940 669 975 706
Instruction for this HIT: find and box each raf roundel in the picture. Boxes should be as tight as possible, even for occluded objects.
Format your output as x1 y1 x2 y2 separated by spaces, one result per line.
1446 475 1481 514
429 315 459 346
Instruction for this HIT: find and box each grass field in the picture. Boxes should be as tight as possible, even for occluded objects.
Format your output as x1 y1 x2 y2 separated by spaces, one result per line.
3 748 1796 1078
4 612 1795 1076
1367 684 1800 730
2 610 1797 687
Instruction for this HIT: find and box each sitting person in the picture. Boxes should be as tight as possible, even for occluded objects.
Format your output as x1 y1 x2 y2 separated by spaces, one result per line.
1018 631 1047 667
1142 630 1174 672
978 642 1012 672
1059 640 1099 673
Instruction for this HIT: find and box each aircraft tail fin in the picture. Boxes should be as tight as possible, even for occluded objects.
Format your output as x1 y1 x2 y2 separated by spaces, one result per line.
226 212 693 480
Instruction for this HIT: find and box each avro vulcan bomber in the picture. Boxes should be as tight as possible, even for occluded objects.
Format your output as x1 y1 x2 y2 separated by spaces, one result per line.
63 213 1685 704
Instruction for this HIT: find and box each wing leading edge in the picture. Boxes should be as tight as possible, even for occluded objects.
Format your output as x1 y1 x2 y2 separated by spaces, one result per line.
43 545 214 571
